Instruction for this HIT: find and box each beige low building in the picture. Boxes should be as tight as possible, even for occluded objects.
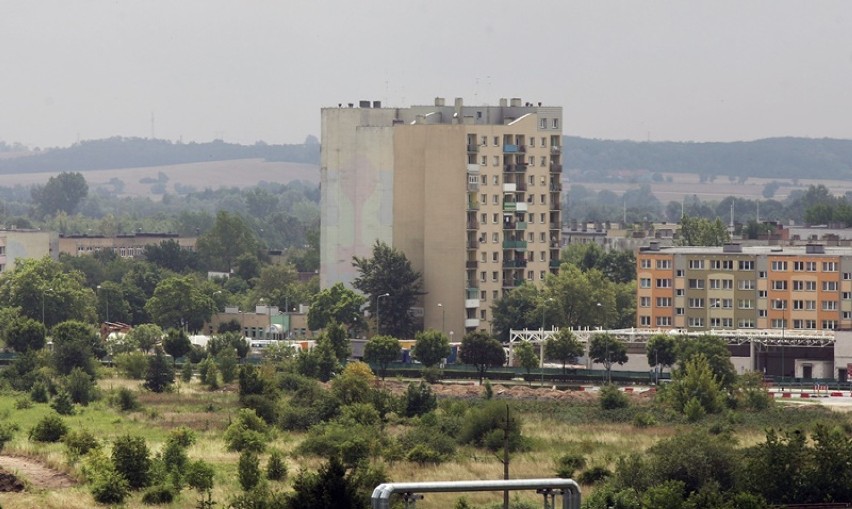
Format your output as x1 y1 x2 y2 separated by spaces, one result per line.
204 305 313 340
58 232 197 258
0 229 58 273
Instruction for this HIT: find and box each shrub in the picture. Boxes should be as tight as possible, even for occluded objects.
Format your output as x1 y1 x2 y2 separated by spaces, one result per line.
198 357 212 384
87 453 130 504
555 453 586 479
684 397 706 423
0 422 19 452
266 450 287 481
50 390 75 415
421 366 443 384
66 367 97 405
144 347 175 393
64 429 100 459
29 413 69 442
113 387 140 412
483 380 493 399
398 425 457 462
406 444 444 464
340 403 381 427
599 384 629 410
238 450 261 491
168 426 197 448
114 351 149 379
577 465 612 485
458 401 524 452
224 408 270 453
112 434 152 490
217 348 238 384
142 484 175 505
632 412 658 428
30 380 49 403
297 422 378 467
242 394 277 425
180 361 194 383
14 396 32 409
404 382 437 418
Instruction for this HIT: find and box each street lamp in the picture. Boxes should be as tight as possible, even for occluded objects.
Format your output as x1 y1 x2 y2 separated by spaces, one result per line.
377 293 390 336
41 287 52 330
437 303 445 333
97 285 109 323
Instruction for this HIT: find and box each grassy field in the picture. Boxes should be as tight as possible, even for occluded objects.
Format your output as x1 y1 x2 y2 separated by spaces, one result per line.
0 374 848 509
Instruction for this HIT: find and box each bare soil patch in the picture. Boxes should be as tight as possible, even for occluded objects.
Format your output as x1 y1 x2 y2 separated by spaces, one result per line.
0 455 77 490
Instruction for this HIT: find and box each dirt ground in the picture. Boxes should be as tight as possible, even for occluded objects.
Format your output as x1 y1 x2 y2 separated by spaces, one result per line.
0 456 77 491
377 379 654 403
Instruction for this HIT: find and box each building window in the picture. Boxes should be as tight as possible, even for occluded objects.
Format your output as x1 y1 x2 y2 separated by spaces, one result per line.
493 156 500 166
481 136 487 146
641 259 652 269
772 299 787 310
758 290 768 298
675 307 684 315
656 278 672 288
771 261 787 271
493 213 499 223
640 316 651 326
640 278 651 288
739 319 755 328
738 300 754 309
540 251 546 262
493 136 500 146
552 118 559 129
758 271 767 278
675 289 685 296
492 233 499 243
493 175 500 185
823 261 838 272
480 271 486 282
688 298 704 308
656 316 672 326
758 309 767 317
656 260 671 269
480 309 487 320
843 292 852 300
481 155 487 165
640 297 651 307
492 252 499 262
688 279 705 289
676 269 684 277
793 261 804 271
492 271 498 282
540 118 547 129
771 280 788 290
481 193 487 204
739 260 754 270
823 320 837 330
822 300 838 311
481 291 486 300
688 259 705 269
711 260 734 270
540 271 546 280
844 272 852 280
688 317 704 327
824 281 839 291
541 137 547 147
739 280 755 290
656 297 672 307
493 195 499 204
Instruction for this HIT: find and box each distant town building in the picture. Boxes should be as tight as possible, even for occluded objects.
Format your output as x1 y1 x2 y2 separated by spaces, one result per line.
204 304 313 340
321 97 563 335
58 232 196 258
0 229 58 273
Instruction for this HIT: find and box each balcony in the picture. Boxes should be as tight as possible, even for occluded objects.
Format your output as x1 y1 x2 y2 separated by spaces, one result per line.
515 202 528 212
549 222 560 230
466 281 479 291
550 164 562 173
467 144 479 153
503 221 517 230
467 240 479 249
502 240 528 250
502 278 524 289
503 183 517 193
551 146 561 155
464 318 481 328
516 221 528 230
468 181 480 192
516 163 528 172
466 260 478 269
503 202 517 212
465 298 480 309
467 220 479 230
503 259 528 268
504 164 516 172
550 202 562 211
516 181 527 191
550 260 561 268
466 287 479 299
503 144 519 153
467 199 479 211
549 183 562 192
517 145 527 153
467 163 480 174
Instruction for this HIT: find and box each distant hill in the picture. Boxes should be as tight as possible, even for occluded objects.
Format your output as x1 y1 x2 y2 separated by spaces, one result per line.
564 136 852 180
0 137 320 174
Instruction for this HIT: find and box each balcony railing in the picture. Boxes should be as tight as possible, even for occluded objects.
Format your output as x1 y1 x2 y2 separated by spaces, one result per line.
551 146 561 154
467 240 479 249
467 144 479 153
467 280 479 290
516 163 528 172
502 259 528 268
503 202 517 212
549 183 562 192
503 144 519 153
516 181 527 191
468 182 480 192
466 260 478 269
516 221 528 230
550 260 561 268
549 222 560 230
550 164 562 173
502 240 528 249
502 278 524 289
466 287 479 299
467 220 479 230
550 202 562 211
467 200 479 210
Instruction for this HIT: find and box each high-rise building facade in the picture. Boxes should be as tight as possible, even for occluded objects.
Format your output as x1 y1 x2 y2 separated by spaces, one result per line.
636 243 852 332
321 97 563 336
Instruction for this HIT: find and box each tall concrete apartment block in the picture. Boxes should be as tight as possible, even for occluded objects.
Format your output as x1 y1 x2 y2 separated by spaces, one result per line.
636 243 852 332
321 97 563 336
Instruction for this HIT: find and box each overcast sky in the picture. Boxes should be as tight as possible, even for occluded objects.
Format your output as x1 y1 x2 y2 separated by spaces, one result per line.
2 1 851 148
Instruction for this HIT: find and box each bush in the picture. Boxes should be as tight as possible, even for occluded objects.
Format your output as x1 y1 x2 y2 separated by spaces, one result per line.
297 422 378 467
113 387 140 412
483 380 493 399
406 444 444 464
142 484 175 505
458 401 525 452
0 422 19 452
266 450 287 481
599 384 629 410
114 351 149 379
632 412 658 428
242 394 277 425
238 450 261 491
577 465 612 485
224 408 270 453
14 396 32 409
421 366 443 384
29 413 69 442
404 382 437 418
112 434 152 490
684 396 706 423
398 425 457 463
181 361 194 383
555 453 586 479
64 429 100 459
217 348 238 384
88 459 130 504
144 347 175 393
50 390 75 415
30 380 49 403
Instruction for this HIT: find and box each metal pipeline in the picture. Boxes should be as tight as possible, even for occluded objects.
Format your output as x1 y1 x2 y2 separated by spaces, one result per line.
371 478 581 509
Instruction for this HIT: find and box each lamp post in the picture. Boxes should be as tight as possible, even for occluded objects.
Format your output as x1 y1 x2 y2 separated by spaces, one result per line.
97 285 109 323
437 303 445 333
377 293 390 336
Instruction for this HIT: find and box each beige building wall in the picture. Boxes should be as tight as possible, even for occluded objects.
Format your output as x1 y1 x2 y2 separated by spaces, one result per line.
57 234 197 258
0 230 58 273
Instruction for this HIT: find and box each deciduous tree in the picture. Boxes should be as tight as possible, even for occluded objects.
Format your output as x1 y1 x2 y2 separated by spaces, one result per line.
412 329 451 368
460 331 505 384
545 329 584 373
307 282 365 332
589 333 627 382
145 275 214 331
363 335 400 380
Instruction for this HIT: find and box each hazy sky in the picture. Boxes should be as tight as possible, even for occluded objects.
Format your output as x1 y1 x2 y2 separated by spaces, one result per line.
2 1 851 148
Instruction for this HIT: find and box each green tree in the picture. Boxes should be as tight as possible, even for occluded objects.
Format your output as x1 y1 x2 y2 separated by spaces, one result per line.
162 328 192 365
0 257 97 328
678 215 731 246
589 333 627 382
324 321 351 363
544 264 617 329
307 282 366 332
254 263 301 311
51 320 103 376
412 329 451 368
145 275 214 331
31 171 88 216
144 346 175 393
195 210 263 272
285 456 364 509
352 240 424 338
128 323 163 353
238 450 261 491
459 331 505 384
143 238 199 273
490 283 541 341
675 334 737 388
647 333 678 377
741 428 808 505
4 316 45 353
514 340 539 377
95 280 130 324
668 354 725 415
363 335 400 380
112 434 152 490
544 329 584 373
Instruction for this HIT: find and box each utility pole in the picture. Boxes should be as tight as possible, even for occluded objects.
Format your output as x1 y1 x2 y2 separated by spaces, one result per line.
503 404 510 509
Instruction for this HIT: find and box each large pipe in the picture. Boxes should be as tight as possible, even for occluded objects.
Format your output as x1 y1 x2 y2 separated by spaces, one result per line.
371 478 581 509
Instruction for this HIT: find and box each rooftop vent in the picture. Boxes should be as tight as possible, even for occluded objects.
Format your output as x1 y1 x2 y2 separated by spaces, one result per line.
722 243 742 253
359 100 370 108
805 243 825 254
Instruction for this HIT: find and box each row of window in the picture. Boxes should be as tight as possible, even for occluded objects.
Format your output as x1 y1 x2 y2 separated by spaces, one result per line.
478 174 555 186
479 194 556 205
639 315 841 330
480 155 554 167
479 271 549 282
472 134 559 147
771 261 839 272
642 277 843 292
641 258 852 275
477 251 555 263
771 280 838 291
477 212 554 224
477 232 559 244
